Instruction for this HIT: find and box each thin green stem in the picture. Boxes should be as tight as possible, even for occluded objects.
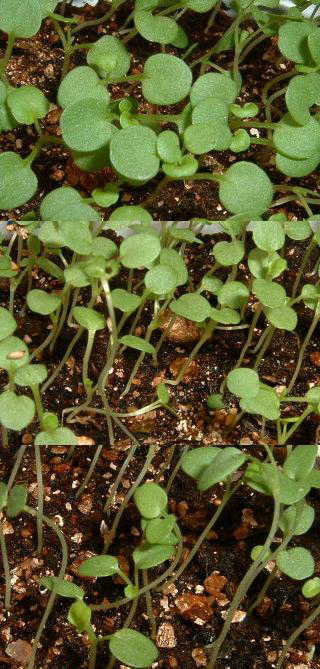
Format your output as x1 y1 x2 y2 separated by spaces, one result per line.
34 444 44 554
0 523 11 610
275 596 320 669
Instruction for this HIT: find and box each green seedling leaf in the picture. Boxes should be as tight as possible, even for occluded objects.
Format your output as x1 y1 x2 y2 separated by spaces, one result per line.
6 484 27 517
184 119 232 154
124 584 139 599
64 265 90 288
120 232 160 268
156 382 170 405
253 278 286 308
218 280 249 309
58 66 109 108
0 391 35 431
109 629 159 668
229 129 250 153
0 336 29 372
306 386 320 406
119 335 156 355
285 219 311 241
240 384 280 420
35 428 77 445
248 248 287 279
133 542 174 568
230 102 259 118
73 306 105 332
0 0 43 37
108 205 153 228
276 547 314 580
27 289 61 315
68 600 92 633
145 264 177 295
181 446 221 479
87 36 130 80
213 239 245 266
170 293 212 322
207 393 224 409
37 257 64 281
171 24 188 48
273 114 320 160
142 54 192 105
160 248 188 286
157 130 181 163
227 368 259 399
252 220 285 252
267 304 297 331
286 73 320 126
308 30 320 65
73 146 110 172
111 289 142 313
211 306 240 324
169 225 201 243
92 184 119 208
302 577 320 598
0 307 16 341
0 255 18 279
145 515 177 544
135 10 178 45
251 545 271 562
277 473 311 505
91 237 117 259
276 152 320 178
278 21 317 63
0 482 8 511
110 126 159 182
219 162 273 217
186 0 218 11
201 275 223 294
40 186 99 222
301 284 320 310
134 482 167 519
190 72 237 106
7 86 49 125
15 364 47 387
279 502 315 536
162 154 198 178
61 99 112 152
197 447 247 491
284 444 317 481
0 152 38 210
40 576 84 600
78 555 119 578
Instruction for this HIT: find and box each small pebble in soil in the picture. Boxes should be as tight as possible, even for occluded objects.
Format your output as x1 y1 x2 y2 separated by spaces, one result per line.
156 623 177 648
6 640 32 665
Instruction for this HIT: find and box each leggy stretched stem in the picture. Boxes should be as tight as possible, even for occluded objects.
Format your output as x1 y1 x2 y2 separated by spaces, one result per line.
0 522 11 609
292 237 317 298
75 445 103 499
103 445 156 546
34 445 44 554
25 506 68 669
8 446 27 491
71 0 126 34
166 479 240 587
41 328 83 393
286 309 320 394
275 596 320 669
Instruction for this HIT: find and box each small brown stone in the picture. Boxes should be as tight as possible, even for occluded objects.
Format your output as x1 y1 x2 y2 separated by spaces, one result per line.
191 647 207 667
169 357 200 383
6 640 32 665
159 310 202 344
127 409 157 433
175 593 213 624
77 494 93 515
77 436 95 445
156 623 176 648
203 571 227 599
310 351 320 367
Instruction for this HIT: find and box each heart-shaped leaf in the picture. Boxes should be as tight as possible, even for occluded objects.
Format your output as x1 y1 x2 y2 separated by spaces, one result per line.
0 391 35 430
0 336 29 372
7 86 49 125
170 293 212 322
276 547 314 580
142 54 192 105
73 306 105 332
40 187 99 222
110 126 159 182
58 66 109 108
109 629 159 668
120 232 161 267
61 99 112 152
219 161 273 217
134 10 178 45
0 0 43 37
0 307 16 341
0 152 38 210
27 289 61 315
190 72 238 107
87 36 130 80
15 364 47 387
35 427 78 445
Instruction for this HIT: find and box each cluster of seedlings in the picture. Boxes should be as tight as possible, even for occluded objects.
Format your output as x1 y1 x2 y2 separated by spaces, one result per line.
1 0 320 666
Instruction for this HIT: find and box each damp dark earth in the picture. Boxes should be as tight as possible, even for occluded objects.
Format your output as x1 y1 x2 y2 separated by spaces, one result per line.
1 0 320 668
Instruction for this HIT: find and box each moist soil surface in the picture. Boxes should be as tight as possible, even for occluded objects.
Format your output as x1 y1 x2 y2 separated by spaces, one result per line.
1 1 320 668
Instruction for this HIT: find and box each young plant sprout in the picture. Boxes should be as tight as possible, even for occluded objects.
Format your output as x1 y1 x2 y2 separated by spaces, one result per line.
2 0 320 666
